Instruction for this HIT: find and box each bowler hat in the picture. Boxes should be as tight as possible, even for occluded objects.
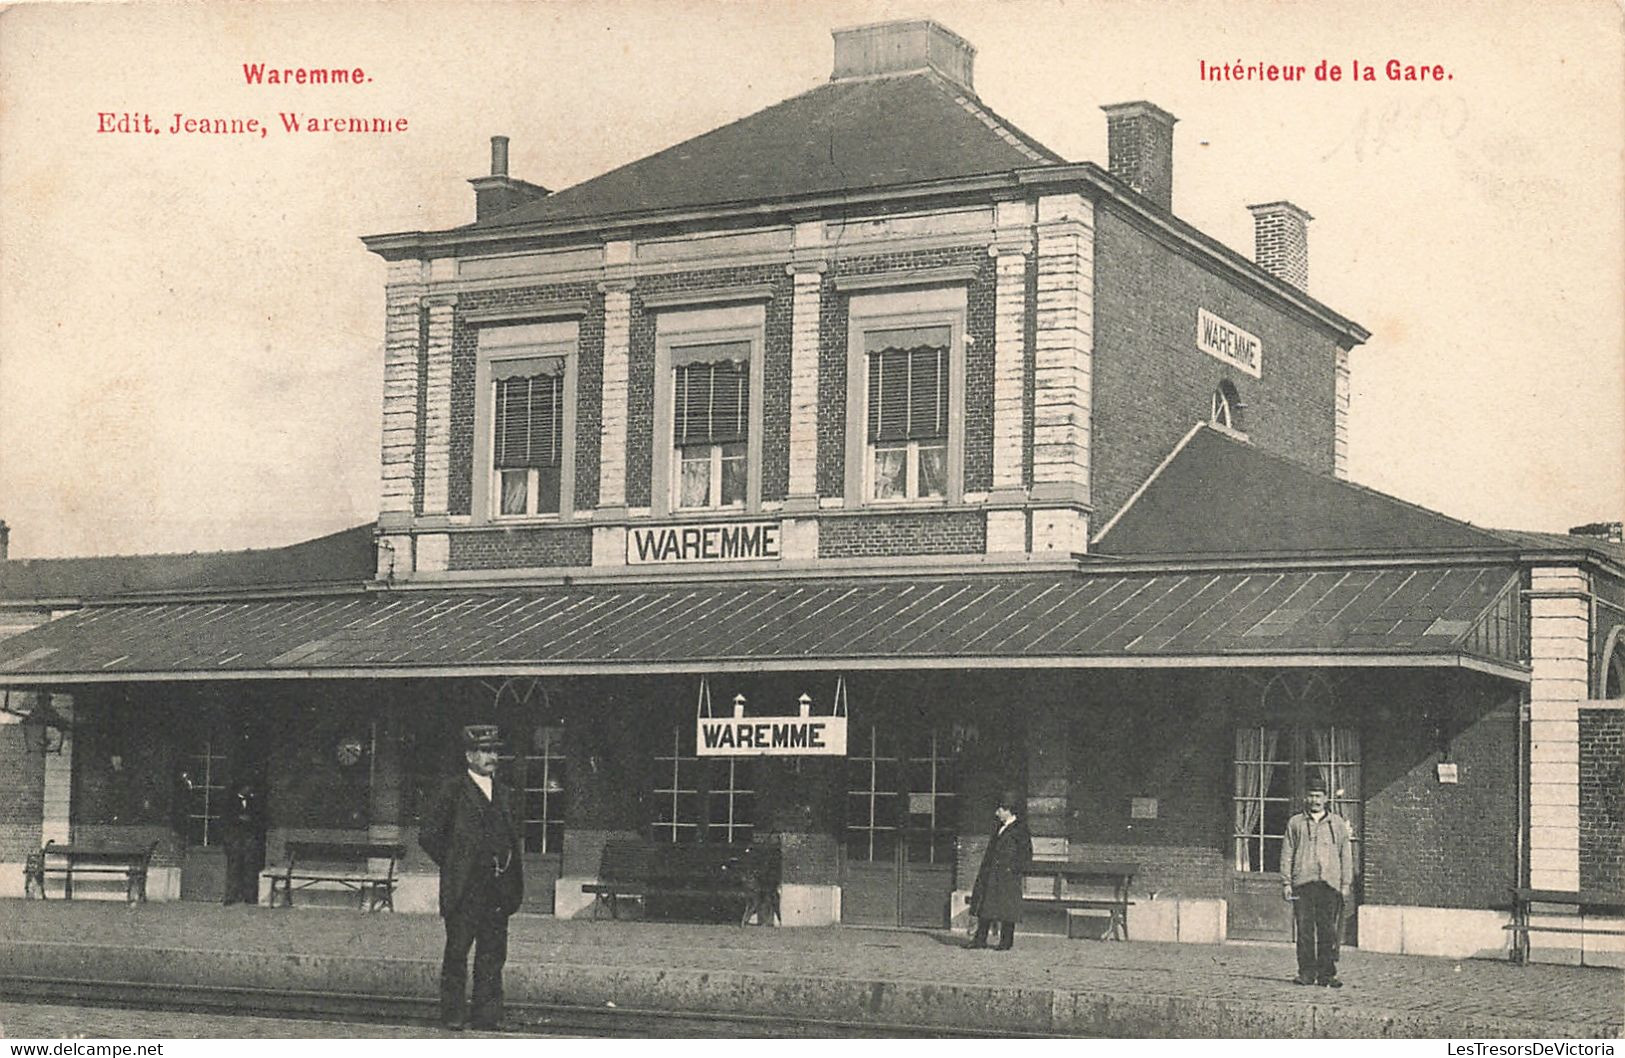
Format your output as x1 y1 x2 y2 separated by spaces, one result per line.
996 789 1025 812
1305 774 1328 794
462 724 504 751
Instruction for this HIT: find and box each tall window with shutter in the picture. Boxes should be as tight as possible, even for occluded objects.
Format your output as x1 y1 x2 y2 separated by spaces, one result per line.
671 342 750 509
865 326 950 501
492 356 565 516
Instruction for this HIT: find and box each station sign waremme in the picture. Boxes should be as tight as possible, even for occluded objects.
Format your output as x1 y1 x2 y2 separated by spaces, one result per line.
1196 308 1263 378
628 520 781 565
696 715 848 757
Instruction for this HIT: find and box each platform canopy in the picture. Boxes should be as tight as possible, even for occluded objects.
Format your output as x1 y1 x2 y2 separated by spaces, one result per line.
0 563 1528 684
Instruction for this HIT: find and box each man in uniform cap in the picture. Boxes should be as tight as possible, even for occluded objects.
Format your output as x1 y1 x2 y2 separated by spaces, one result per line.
1282 773 1355 987
419 724 525 1030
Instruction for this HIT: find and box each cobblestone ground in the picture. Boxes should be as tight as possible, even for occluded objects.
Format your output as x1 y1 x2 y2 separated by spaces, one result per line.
2 902 1619 1035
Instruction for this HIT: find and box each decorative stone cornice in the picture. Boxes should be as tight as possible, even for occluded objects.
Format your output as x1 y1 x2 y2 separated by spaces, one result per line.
462 300 590 324
831 263 980 292
639 284 776 309
987 238 1032 258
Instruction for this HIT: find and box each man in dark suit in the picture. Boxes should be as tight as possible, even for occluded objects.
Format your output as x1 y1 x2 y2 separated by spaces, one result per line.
419 725 525 1031
220 778 266 905
967 789 1032 951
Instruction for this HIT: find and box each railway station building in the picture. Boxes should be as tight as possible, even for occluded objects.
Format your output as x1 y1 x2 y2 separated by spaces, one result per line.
2 21 1621 961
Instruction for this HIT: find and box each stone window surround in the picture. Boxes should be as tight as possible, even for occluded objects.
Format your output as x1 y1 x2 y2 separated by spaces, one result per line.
470 318 581 525
843 283 968 508
650 301 768 518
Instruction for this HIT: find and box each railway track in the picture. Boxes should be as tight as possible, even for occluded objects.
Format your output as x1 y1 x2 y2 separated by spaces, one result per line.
1 975 1042 1038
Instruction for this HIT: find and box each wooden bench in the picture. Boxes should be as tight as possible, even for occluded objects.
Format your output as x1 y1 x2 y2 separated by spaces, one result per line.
264 841 405 912
1505 887 1625 964
27 840 158 903
1022 860 1137 940
582 839 781 926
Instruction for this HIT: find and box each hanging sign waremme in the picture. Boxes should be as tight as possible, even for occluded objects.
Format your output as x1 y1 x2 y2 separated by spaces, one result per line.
696 715 848 756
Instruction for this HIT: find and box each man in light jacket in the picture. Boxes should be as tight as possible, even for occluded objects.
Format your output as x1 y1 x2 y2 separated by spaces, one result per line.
1282 773 1355 987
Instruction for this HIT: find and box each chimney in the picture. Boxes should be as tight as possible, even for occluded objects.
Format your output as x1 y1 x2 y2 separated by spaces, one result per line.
1101 102 1177 212
469 135 552 222
0 520 8 561
832 19 975 94
1247 201 1313 291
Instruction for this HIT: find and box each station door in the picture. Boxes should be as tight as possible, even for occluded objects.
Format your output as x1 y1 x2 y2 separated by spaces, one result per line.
840 725 957 928
1229 724 1362 943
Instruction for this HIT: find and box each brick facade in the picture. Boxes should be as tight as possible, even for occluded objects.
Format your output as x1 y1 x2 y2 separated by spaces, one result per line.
447 282 605 518
1091 204 1340 526
392 197 1358 569
0 720 45 861
817 510 986 558
816 245 999 499
815 272 849 498
1579 708 1623 894
1359 674 1519 909
623 265 795 509
448 528 594 570
1059 671 1243 900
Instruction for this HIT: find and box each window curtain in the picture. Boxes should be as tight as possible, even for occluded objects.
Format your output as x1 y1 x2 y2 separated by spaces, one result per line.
1234 726 1279 871
867 342 948 442
675 360 749 446
493 373 563 468
1313 726 1361 821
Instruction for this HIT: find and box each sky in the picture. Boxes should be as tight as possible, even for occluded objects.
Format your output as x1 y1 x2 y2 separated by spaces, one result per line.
0 0 1620 559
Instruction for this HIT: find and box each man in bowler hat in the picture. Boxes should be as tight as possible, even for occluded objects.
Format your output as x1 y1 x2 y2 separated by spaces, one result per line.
1283 773 1355 987
220 778 266 905
419 725 525 1030
968 789 1032 951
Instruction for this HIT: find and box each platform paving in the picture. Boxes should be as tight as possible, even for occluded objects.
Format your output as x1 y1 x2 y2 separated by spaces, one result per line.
0 901 1618 1038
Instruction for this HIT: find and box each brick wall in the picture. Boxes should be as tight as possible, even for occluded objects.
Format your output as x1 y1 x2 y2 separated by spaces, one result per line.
448 528 593 570
816 274 849 497
1580 708 1623 894
1091 205 1339 526
624 265 794 509
1360 674 1518 909
0 719 45 860
1066 671 1230 898
817 246 999 498
818 511 986 558
446 282 605 517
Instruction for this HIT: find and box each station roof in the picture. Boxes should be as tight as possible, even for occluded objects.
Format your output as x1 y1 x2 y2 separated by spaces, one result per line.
1094 425 1624 566
0 562 1525 685
0 524 376 604
468 70 1062 231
